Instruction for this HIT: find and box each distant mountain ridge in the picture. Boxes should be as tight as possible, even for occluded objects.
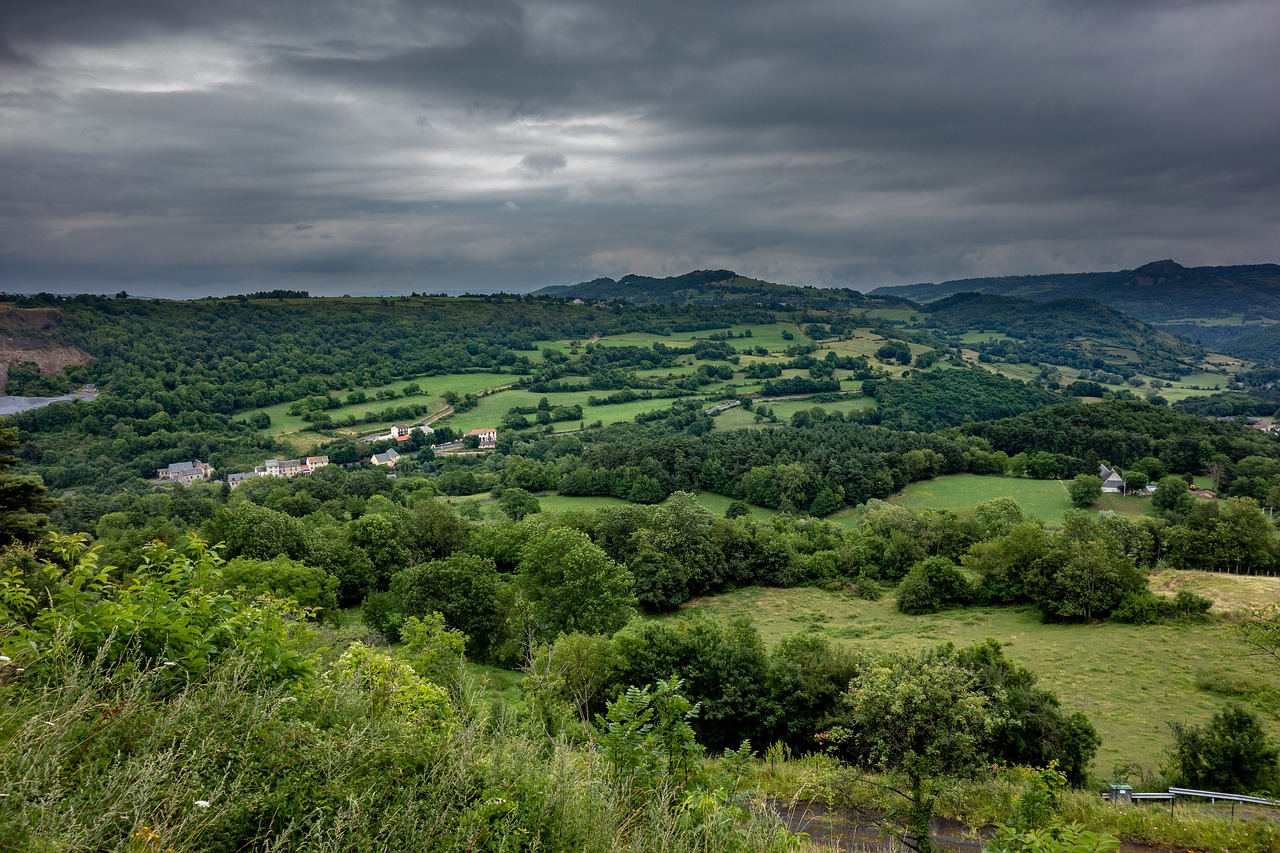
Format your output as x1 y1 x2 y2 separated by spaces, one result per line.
534 269 908 309
869 260 1280 324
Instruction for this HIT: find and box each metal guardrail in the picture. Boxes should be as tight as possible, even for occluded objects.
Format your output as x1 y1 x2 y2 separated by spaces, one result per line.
1101 792 1172 801
1104 787 1280 821
1168 787 1280 808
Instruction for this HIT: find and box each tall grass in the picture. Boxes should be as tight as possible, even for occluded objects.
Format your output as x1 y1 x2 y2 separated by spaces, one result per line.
0 652 798 852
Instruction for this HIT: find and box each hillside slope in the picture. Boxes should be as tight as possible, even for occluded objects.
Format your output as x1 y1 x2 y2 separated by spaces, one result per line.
871 260 1280 324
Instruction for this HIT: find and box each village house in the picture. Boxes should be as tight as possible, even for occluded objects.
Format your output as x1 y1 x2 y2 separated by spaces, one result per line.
1098 464 1125 494
465 427 498 447
157 460 214 485
228 455 330 487
258 458 305 478
371 448 400 467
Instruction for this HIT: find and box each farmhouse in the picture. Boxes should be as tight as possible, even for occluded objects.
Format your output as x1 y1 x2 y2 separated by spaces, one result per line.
371 448 401 467
1098 464 1125 494
465 427 498 447
157 460 214 485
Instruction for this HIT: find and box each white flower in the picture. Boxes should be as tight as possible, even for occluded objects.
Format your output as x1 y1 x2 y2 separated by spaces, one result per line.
162 661 177 667
194 800 210 809
0 655 11 663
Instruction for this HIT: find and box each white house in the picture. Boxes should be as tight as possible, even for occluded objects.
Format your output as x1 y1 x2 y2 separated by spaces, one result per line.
465 427 498 447
1099 464 1125 494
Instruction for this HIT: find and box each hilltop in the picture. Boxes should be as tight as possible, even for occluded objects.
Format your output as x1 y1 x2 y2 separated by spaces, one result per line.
870 261 1280 360
534 269 906 310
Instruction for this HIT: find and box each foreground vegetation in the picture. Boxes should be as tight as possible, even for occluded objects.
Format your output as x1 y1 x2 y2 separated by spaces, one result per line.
7 284 1280 851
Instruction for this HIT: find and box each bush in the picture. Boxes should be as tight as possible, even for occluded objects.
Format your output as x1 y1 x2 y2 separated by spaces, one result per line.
897 556 971 615
1164 705 1280 795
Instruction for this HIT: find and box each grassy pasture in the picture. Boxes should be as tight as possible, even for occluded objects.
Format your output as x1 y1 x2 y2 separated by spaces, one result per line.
887 474 1076 522
247 371 513 438
452 490 779 522
956 330 1016 344
443 388 689 433
713 396 876 430
678 585 1280 772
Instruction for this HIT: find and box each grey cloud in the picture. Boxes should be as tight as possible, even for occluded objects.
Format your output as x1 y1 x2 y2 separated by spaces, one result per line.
517 153 567 175
0 0 1277 295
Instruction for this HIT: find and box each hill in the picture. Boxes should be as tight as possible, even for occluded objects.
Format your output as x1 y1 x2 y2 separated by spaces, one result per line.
534 269 907 310
919 292 1205 378
871 260 1280 327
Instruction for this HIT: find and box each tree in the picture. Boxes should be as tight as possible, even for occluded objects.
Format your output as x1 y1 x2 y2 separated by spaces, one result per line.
1164 705 1280 795
1027 538 1145 622
219 555 340 622
1152 475 1193 515
823 651 999 853
407 498 469 562
1123 470 1149 494
390 553 499 658
498 487 541 521
518 527 635 641
1067 474 1102 508
0 435 60 543
897 556 971 615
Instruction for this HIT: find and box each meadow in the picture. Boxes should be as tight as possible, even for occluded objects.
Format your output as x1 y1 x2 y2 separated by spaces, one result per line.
712 395 875 430
248 371 512 439
887 474 1076 522
679 584 1280 774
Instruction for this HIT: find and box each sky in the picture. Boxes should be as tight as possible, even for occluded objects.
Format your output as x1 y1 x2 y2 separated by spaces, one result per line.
2 0 1278 297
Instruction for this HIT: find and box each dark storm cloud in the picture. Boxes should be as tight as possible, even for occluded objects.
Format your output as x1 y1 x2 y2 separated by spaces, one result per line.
1 0 1277 295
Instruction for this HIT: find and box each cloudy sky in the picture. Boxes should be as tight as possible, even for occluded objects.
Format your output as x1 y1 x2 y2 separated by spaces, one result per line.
2 0 1278 296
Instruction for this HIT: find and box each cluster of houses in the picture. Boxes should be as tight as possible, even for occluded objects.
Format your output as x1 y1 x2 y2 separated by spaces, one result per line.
156 460 215 486
156 424 501 483
227 456 330 487
371 426 498 468
360 423 434 444
156 456 330 487
1212 416 1280 435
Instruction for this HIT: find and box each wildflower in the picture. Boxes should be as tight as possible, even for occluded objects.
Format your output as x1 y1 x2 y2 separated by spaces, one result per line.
194 800 210 809
162 661 177 667
0 655 10 662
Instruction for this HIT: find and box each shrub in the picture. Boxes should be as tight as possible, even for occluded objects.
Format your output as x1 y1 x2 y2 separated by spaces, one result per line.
897 556 971 615
1164 705 1280 795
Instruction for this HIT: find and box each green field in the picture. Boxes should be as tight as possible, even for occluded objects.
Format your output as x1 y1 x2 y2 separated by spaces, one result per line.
888 474 1074 522
885 474 1159 523
451 490 779 522
679 585 1280 772
246 372 512 439
442 388 699 433
713 396 876 430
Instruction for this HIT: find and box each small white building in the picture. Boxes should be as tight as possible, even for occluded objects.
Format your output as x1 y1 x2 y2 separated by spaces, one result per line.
465 427 498 447
1099 464 1125 494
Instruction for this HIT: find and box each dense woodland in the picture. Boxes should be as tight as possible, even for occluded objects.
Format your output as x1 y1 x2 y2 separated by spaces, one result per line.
3 287 1280 852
